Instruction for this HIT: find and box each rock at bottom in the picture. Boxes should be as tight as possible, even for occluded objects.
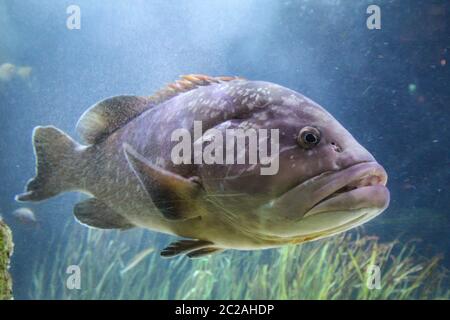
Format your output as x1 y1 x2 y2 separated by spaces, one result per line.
0 218 13 300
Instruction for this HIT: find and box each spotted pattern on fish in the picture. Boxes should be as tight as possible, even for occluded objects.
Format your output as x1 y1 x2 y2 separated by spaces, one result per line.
16 75 389 258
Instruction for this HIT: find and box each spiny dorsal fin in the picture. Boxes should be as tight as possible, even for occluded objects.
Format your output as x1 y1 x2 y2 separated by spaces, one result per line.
76 95 151 144
148 74 243 105
76 75 242 145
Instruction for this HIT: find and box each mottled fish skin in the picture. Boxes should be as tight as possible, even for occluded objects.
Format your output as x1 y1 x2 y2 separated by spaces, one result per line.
16 77 390 256
79 80 299 245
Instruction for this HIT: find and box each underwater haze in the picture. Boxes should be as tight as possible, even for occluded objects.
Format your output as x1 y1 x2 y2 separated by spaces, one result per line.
0 0 449 299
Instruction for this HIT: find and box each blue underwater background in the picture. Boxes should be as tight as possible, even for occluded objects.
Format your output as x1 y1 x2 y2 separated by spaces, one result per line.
0 0 449 299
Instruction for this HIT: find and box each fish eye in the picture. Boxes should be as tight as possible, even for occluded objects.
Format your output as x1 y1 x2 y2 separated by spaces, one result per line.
297 126 321 149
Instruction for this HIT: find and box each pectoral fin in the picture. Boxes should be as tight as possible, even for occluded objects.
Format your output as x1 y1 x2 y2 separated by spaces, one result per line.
74 198 135 230
123 143 203 220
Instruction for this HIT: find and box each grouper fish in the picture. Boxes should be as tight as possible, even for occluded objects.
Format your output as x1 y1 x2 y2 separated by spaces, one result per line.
16 74 390 258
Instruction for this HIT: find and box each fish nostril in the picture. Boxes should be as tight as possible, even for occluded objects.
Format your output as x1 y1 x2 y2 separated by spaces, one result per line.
331 142 343 153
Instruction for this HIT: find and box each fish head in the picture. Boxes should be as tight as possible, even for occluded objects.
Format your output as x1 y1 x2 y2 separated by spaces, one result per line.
197 84 389 242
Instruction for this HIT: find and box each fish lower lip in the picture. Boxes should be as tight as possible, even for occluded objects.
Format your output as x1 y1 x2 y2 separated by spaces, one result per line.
305 162 389 217
316 185 358 205
307 185 390 217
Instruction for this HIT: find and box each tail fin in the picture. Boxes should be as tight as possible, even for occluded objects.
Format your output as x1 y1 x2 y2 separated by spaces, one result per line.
16 126 84 202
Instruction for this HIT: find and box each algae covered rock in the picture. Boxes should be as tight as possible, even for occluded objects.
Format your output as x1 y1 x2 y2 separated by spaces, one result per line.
0 217 13 299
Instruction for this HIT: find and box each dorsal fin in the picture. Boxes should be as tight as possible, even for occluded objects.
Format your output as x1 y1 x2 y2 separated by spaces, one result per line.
76 75 242 145
147 74 242 105
76 95 151 144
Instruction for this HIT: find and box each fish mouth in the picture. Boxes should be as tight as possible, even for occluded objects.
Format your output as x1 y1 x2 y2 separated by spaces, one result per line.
305 161 389 217
287 161 389 238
